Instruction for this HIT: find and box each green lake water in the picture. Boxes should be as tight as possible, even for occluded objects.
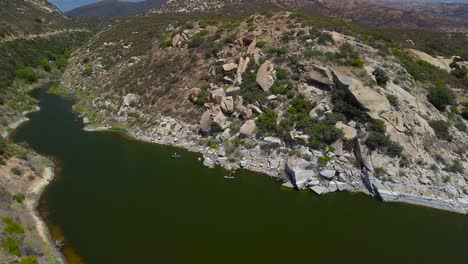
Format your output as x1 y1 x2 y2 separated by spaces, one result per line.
12 86 468 263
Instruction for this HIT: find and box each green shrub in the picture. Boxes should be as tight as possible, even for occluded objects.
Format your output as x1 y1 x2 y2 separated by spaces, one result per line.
276 67 288 80
19 256 38 264
368 119 387 134
3 237 21 257
196 86 210 106
365 132 403 157
318 156 330 167
429 120 452 141
373 68 389 85
16 67 39 83
256 40 267 48
374 167 385 177
82 67 93 76
446 160 464 174
240 71 266 103
13 194 24 204
3 217 25 235
427 85 456 111
267 47 288 56
317 32 334 45
160 39 172 49
386 94 399 108
463 108 468 121
257 110 279 137
39 59 51 72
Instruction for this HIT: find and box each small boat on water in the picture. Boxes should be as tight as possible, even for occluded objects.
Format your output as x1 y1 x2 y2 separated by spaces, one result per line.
171 153 181 158
224 174 235 179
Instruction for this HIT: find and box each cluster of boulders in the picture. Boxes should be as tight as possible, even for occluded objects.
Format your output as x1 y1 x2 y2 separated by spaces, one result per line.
172 29 194 48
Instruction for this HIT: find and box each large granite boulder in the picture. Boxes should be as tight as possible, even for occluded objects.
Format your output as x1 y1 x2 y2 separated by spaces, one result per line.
239 120 256 138
256 60 275 92
211 111 227 132
306 65 333 90
200 110 213 134
286 156 317 189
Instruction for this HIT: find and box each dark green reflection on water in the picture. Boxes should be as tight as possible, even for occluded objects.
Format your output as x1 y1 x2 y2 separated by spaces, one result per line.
13 87 468 263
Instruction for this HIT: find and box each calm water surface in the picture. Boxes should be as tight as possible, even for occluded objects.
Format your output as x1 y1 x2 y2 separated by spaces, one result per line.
13 86 468 263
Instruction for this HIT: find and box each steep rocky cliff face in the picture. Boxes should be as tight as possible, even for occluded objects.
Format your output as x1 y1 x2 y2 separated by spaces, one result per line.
60 11 467 213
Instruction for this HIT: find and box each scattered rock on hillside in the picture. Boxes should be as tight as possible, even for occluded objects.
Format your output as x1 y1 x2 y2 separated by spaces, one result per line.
256 60 275 92
223 63 238 72
239 119 256 138
335 121 357 140
123 93 139 107
220 96 234 114
211 88 226 103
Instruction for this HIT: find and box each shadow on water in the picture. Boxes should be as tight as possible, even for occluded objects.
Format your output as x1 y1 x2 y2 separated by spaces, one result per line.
12 85 468 264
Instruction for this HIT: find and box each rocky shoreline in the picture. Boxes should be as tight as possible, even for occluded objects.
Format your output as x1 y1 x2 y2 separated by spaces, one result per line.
83 115 468 215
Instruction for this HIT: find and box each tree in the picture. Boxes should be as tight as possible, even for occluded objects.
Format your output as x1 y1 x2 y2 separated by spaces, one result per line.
427 85 456 111
16 67 39 83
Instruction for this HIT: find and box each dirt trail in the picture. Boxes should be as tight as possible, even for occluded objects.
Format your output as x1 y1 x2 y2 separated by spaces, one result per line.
0 28 89 44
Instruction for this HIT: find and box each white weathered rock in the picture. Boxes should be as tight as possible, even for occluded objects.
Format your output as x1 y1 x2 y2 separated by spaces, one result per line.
203 157 215 168
83 117 90 125
310 186 328 195
239 120 256 138
320 169 336 180
256 60 275 92
199 110 213 134
286 156 317 189
123 93 139 107
331 139 343 156
264 137 282 146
